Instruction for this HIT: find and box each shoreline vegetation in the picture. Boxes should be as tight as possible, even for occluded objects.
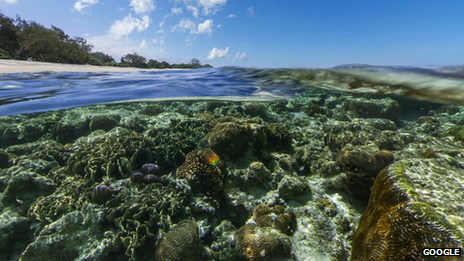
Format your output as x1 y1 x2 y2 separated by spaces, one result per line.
0 12 213 71
0 59 190 73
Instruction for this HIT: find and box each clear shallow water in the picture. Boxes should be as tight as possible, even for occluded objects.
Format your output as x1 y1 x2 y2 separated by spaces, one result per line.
2 65 464 116
0 65 463 260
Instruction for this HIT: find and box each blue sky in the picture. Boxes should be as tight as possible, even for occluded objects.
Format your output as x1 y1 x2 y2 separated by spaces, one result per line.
1 0 464 68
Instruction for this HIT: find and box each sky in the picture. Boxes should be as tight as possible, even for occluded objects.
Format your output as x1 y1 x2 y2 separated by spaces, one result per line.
1 0 464 68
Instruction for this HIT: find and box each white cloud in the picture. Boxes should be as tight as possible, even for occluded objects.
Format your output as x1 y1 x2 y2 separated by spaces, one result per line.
187 6 199 18
87 35 136 61
138 15 151 31
157 20 165 33
139 39 147 48
198 0 227 15
171 7 183 15
130 0 155 14
217 24 223 28
247 6 255 17
227 14 236 18
109 13 151 39
207 47 229 60
2 0 20 4
233 52 247 62
172 18 196 34
151 38 158 44
197 19 213 36
73 0 99 13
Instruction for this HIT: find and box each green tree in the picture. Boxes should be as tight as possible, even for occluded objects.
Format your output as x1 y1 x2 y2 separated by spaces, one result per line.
160 61 170 69
121 52 147 68
14 16 92 63
147 59 160 68
0 12 20 58
90 51 114 63
190 58 200 66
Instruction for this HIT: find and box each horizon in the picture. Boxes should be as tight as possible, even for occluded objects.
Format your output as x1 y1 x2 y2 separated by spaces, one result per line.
1 0 464 68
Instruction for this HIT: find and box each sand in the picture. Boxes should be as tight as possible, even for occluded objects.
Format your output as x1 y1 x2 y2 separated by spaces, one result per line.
0 59 185 73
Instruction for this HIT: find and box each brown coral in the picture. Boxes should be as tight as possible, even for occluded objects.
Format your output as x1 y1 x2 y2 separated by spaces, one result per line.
253 204 296 236
176 148 224 196
207 121 249 160
235 224 292 261
351 159 464 260
155 219 201 261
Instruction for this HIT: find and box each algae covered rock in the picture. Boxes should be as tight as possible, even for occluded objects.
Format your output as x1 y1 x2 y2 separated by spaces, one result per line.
20 207 113 261
0 208 33 261
329 144 394 202
341 97 401 121
139 104 165 116
155 219 202 261
278 176 311 201
351 158 464 260
1 171 55 208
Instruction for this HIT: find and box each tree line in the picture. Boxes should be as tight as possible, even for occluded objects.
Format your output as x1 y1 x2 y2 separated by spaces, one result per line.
0 12 212 69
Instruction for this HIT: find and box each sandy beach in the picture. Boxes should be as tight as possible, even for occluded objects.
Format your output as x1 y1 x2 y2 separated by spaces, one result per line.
0 59 183 73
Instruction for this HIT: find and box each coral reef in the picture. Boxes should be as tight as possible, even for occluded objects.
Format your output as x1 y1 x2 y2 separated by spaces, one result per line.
139 104 165 116
155 219 202 261
327 144 394 201
351 158 464 260
235 223 292 261
253 204 297 236
66 130 155 181
89 115 119 132
0 78 463 261
341 97 401 121
176 148 224 196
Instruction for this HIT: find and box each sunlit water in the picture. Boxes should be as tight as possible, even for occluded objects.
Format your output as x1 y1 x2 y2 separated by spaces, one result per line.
1 65 464 116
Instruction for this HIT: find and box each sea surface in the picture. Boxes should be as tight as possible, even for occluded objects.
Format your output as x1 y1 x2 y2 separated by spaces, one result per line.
2 65 464 116
0 65 464 261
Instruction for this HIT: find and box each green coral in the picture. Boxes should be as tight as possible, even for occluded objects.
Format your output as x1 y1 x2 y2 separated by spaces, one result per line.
66 132 154 181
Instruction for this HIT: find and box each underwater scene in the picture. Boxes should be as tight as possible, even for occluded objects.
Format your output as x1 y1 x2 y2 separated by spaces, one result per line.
0 65 464 261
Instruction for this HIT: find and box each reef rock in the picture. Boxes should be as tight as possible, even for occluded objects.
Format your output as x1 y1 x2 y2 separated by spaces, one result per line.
1 170 55 209
155 219 202 261
351 158 464 260
329 144 394 202
235 223 292 261
341 97 401 121
253 204 297 236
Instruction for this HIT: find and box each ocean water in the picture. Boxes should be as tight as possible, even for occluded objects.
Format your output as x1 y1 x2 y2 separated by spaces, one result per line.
2 65 464 116
1 66 464 260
